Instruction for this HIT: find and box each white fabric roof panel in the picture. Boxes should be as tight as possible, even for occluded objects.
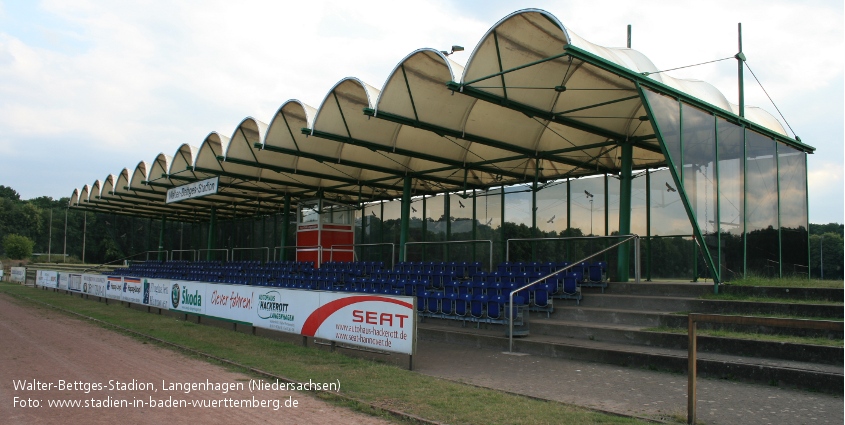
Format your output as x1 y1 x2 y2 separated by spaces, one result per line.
70 7 804 220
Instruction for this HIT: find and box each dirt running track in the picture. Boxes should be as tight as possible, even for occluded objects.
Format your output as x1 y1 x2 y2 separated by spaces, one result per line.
0 294 392 425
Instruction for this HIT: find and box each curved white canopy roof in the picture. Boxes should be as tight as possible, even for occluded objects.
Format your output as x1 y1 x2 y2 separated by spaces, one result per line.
69 8 809 221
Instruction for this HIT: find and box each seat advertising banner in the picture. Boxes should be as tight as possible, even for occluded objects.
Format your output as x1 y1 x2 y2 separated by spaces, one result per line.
122 277 144 303
82 274 108 297
205 284 255 325
10 267 25 283
306 293 415 355
252 288 321 334
106 276 123 300
169 281 206 315
36 270 58 288
142 278 171 310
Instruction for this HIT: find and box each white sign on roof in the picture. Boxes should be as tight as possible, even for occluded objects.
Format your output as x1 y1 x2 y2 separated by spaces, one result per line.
166 177 219 204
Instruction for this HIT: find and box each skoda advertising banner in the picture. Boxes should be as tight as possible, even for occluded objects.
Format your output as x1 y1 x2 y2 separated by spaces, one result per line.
122 277 144 303
305 293 415 355
205 283 255 324
82 274 108 297
106 276 124 300
253 288 321 334
142 278 171 310
36 270 58 288
169 281 206 315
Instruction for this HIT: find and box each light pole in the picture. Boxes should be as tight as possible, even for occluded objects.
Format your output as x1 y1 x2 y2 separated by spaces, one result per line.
585 190 594 235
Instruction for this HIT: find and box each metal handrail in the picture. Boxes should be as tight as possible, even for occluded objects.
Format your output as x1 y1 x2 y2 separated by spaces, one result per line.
404 240 493 271
80 250 166 274
508 234 640 352
197 248 229 262
144 250 168 261
506 234 635 262
231 247 270 263
169 249 198 261
328 243 395 270
274 245 323 265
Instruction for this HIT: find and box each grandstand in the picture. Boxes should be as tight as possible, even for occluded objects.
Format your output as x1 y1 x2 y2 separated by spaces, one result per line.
65 8 811 289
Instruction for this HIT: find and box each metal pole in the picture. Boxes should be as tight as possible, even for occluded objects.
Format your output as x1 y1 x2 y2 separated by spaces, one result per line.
399 176 411 264
627 24 632 48
158 216 166 261
63 208 68 263
281 193 291 261
207 207 216 261
618 142 633 281
48 209 53 262
737 23 745 118
82 212 87 264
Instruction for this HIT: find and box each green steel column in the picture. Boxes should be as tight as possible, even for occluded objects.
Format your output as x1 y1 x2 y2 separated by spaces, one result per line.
158 216 166 261
281 194 291 261
472 190 477 263
646 171 652 281
399 176 411 263
500 186 506 263
444 194 451 261
206 207 216 261
737 23 745 118
617 142 633 282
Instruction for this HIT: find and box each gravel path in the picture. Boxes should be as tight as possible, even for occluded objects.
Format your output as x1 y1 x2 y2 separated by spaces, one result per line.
0 294 392 425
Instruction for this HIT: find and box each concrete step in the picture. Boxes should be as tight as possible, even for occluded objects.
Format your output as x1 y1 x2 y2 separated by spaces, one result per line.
529 319 843 366
418 320 844 394
587 281 715 297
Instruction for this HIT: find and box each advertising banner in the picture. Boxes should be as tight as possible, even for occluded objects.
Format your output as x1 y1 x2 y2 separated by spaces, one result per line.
306 293 415 355
122 277 144 303
142 278 171 310
68 274 83 292
106 276 123 300
82 274 108 297
205 283 255 324
253 287 321 334
36 270 58 288
10 267 25 283
168 281 206 315
57 273 68 290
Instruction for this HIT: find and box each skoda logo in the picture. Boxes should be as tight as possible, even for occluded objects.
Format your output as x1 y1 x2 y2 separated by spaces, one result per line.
171 283 181 308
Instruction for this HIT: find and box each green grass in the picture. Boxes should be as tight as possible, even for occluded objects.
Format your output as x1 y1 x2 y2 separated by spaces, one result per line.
0 284 648 425
671 310 843 322
643 326 843 347
701 292 843 305
725 276 843 289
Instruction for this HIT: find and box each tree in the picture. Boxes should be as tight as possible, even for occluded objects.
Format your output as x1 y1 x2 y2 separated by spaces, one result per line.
3 234 34 259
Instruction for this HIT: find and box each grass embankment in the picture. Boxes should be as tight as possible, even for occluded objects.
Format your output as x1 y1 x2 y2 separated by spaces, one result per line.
701 292 843 305
0 283 645 425
725 276 843 289
643 326 843 348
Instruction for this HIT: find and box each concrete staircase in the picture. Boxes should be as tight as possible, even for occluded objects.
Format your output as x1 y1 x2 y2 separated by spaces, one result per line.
418 282 844 393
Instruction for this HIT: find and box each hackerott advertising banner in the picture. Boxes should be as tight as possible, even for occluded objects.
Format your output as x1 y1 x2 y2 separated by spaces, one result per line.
142 278 171 310
169 281 206 315
252 287 321 334
106 276 123 299
122 277 144 303
10 267 25 283
82 274 107 297
36 270 58 288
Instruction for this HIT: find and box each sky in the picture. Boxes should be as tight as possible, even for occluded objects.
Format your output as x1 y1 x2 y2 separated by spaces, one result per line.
0 0 842 224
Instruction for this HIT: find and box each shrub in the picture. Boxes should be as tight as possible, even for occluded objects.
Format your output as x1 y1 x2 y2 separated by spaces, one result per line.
3 234 35 259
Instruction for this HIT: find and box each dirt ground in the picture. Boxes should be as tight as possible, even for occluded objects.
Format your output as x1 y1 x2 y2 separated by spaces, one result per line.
0 294 392 425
